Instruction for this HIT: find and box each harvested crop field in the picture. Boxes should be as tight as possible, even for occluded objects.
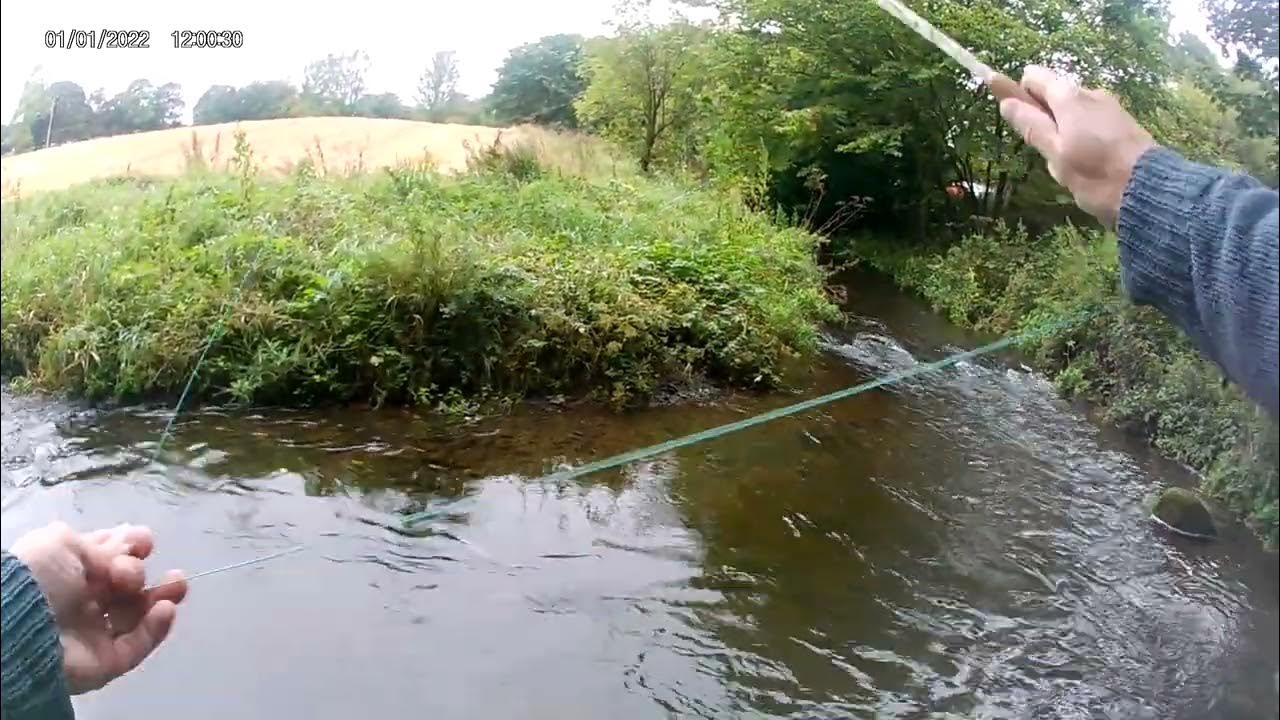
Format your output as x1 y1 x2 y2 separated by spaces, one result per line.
1 117 546 196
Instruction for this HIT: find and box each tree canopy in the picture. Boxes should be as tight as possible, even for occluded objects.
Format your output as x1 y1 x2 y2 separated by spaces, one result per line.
490 34 587 127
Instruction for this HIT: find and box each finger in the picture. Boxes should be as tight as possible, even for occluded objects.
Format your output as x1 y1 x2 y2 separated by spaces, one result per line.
105 567 182 637
988 72 1053 117
1020 65 1080 114
1000 98 1061 159
146 570 189 605
109 555 146 594
109 600 178 678
89 524 154 558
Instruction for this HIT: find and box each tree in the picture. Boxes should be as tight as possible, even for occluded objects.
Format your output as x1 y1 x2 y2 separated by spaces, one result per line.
94 80 184 135
416 51 461 114
302 51 369 115
1202 0 1278 136
193 84 240 125
194 81 301 125
576 22 709 172
680 0 1171 231
10 81 98 149
236 81 301 120
490 34 586 127
353 92 410 119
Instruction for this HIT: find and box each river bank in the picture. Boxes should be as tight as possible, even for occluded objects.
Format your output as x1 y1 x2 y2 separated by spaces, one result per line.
849 224 1279 547
0 147 834 410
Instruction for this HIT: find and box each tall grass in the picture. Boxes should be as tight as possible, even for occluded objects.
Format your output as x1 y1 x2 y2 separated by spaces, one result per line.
1 143 835 411
855 225 1279 545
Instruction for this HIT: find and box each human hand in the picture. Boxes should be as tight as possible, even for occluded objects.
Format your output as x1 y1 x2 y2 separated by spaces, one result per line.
9 522 188 693
998 65 1156 229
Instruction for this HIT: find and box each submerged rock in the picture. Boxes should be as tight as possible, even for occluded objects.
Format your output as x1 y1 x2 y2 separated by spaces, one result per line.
1151 487 1217 539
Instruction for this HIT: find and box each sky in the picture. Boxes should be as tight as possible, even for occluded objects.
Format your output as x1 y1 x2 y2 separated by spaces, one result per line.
1 0 1217 123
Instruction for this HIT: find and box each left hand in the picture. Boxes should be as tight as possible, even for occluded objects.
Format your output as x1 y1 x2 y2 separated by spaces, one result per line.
10 522 188 693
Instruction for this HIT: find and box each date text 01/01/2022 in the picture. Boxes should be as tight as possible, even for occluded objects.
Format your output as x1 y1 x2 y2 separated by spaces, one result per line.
171 30 244 48
44 30 151 50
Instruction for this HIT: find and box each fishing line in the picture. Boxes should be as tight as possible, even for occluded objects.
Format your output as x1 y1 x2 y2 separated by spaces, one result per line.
142 244 309 585
401 308 1097 529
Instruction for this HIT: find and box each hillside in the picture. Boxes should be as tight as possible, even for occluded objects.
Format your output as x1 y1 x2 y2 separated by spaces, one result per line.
0 117 535 196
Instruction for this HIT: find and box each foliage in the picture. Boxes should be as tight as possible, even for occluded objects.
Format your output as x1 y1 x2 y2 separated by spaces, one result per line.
1 152 835 411
858 225 1279 545
576 21 711 172
1203 0 1279 135
1163 33 1279 184
301 51 370 115
675 0 1171 233
490 34 587 128
193 81 301 125
416 51 462 115
4 78 185 152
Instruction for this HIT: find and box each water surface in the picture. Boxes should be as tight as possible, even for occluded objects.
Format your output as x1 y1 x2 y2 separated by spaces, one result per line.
3 272 1276 719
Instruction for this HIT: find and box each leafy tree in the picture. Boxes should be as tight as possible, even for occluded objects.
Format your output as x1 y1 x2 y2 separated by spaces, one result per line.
235 81 300 121
92 80 184 135
354 92 410 119
194 81 301 125
193 84 240 125
490 34 586 127
1202 0 1278 136
416 51 461 114
302 51 369 115
577 22 709 172
9 81 98 149
688 0 1171 231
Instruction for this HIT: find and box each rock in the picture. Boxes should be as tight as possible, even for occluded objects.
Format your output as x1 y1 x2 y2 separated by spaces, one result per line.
1150 487 1217 539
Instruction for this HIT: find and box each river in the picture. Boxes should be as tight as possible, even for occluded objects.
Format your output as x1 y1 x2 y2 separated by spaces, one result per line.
2 271 1277 719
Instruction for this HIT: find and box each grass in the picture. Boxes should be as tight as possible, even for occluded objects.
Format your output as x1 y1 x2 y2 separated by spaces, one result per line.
0 137 836 411
0 117 626 198
852 224 1279 547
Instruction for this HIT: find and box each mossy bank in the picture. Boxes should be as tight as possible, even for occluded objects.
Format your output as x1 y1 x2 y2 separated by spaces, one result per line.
852 224 1278 547
1 154 836 410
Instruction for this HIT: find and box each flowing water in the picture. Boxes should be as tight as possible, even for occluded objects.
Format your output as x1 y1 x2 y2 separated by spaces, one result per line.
3 272 1277 719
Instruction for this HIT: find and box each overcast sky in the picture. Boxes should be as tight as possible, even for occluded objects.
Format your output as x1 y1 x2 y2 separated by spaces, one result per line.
1 0 1215 122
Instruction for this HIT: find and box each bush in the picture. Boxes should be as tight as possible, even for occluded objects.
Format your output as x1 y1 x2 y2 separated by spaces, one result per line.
1 159 836 410
858 223 1279 546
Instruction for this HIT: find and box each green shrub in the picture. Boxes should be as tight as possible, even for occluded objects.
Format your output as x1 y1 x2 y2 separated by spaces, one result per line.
1 162 836 410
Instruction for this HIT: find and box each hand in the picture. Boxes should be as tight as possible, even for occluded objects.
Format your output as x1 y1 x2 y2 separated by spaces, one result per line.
998 65 1156 229
9 522 188 693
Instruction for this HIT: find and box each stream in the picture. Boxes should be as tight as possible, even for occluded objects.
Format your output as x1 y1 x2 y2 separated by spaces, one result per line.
3 271 1277 719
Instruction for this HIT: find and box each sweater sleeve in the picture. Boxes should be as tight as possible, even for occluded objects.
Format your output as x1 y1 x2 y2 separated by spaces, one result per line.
1 552 75 720
1117 146 1280 419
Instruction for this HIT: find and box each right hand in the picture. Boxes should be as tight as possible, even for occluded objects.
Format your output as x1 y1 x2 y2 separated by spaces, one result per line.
998 65 1156 229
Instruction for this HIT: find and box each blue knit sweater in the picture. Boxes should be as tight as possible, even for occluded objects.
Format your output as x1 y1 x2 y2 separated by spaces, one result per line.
1 552 73 719
1118 147 1279 418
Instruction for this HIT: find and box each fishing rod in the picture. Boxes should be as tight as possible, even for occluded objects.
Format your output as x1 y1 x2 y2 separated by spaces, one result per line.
871 0 1048 110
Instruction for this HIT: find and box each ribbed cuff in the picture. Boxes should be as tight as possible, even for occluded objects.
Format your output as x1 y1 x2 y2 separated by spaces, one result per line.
1116 146 1205 340
1 552 74 719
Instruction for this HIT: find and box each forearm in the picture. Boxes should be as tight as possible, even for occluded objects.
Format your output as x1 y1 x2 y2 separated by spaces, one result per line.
1 552 74 720
1117 146 1279 418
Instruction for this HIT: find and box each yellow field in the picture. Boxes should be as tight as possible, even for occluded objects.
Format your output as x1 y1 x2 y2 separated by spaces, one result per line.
0 117 563 196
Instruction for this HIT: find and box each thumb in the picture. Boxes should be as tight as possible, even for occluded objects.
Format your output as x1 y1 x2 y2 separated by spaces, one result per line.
1000 98 1061 161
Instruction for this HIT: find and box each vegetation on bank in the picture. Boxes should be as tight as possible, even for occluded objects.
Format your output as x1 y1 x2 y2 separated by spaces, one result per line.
0 140 835 410
854 226 1278 546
